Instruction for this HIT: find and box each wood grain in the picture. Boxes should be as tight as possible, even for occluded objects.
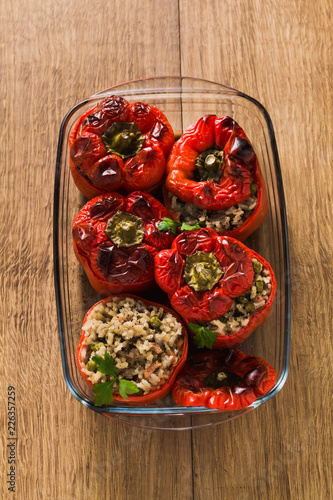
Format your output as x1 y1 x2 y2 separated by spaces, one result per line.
179 0 333 498
0 0 332 499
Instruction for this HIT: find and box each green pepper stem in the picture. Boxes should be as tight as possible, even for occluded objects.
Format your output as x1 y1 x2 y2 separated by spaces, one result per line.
205 154 218 168
102 122 145 159
104 211 144 247
195 147 224 182
184 251 223 291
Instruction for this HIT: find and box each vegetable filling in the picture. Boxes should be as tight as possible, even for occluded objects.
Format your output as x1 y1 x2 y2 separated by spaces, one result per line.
80 297 184 396
205 259 272 335
170 192 258 232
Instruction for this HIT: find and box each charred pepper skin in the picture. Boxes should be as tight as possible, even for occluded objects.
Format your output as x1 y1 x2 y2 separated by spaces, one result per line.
69 96 174 199
154 227 276 348
76 294 189 405
172 349 277 410
72 191 176 295
164 115 268 241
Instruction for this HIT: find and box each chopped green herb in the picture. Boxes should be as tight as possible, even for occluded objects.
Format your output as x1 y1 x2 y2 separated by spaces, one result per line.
118 379 140 399
158 218 203 235
157 217 181 235
188 323 218 349
92 352 117 377
180 222 202 231
93 380 116 406
91 352 140 406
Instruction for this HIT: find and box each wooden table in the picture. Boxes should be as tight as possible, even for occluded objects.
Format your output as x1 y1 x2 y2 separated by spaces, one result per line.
1 1 332 498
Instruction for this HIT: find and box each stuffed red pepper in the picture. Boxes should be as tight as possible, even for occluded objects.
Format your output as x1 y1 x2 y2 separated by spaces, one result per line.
72 191 175 295
154 228 276 348
164 115 268 241
76 295 188 406
172 349 276 410
69 95 174 199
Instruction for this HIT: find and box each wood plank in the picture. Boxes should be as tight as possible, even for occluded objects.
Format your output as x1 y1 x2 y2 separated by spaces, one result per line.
1 0 332 498
0 1 193 499
179 0 332 498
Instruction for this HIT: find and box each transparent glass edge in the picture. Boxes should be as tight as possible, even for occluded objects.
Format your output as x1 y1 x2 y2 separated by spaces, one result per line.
258 103 291 388
102 408 254 431
52 102 106 416
88 76 239 100
53 78 291 425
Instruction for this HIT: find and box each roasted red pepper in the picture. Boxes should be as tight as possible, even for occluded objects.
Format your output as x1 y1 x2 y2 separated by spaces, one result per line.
154 227 276 348
76 294 188 405
72 191 175 295
172 349 276 410
69 96 174 199
164 115 268 241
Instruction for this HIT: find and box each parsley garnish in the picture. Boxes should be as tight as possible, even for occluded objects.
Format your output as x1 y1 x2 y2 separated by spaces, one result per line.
93 380 117 406
118 379 141 399
92 351 117 376
158 217 181 235
92 352 140 406
158 218 202 235
180 222 202 231
188 323 218 349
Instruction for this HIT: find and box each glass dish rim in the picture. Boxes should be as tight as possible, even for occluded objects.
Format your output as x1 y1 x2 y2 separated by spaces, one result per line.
53 76 291 422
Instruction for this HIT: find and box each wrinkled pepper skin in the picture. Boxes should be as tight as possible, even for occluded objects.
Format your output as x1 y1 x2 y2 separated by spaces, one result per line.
69 96 174 199
154 227 276 347
72 192 175 295
164 115 268 241
172 349 277 410
76 294 189 405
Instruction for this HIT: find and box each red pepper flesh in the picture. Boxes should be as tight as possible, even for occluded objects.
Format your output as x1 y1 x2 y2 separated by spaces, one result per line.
164 115 268 241
172 349 277 410
76 294 189 405
73 191 175 295
154 228 276 347
69 96 174 199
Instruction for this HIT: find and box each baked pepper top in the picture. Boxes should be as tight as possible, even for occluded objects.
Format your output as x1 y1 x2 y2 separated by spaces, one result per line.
154 227 276 347
172 349 277 410
69 96 174 199
72 191 175 295
164 115 268 241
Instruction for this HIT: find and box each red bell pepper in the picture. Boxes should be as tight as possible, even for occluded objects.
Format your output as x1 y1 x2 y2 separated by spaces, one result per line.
154 227 276 348
164 115 268 241
172 349 277 410
72 191 175 295
69 96 174 199
76 294 188 405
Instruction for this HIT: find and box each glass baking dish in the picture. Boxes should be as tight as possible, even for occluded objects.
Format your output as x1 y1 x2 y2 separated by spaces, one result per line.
53 77 290 430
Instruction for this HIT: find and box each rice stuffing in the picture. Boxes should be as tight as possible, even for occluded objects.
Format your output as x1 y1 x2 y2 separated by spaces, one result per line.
80 297 184 395
170 193 257 232
205 259 272 336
